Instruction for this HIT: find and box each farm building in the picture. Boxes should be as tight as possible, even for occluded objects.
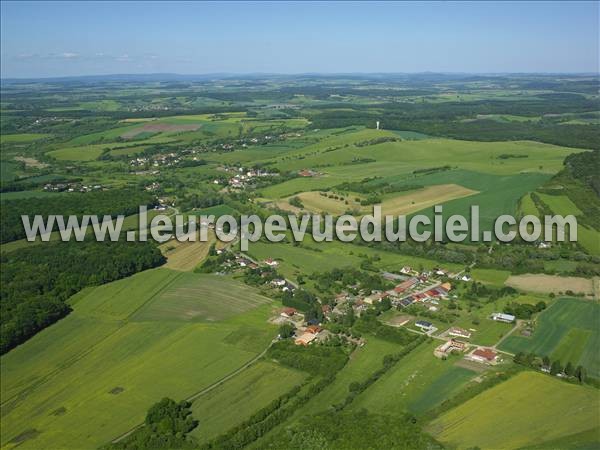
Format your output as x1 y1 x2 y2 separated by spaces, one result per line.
448 327 472 339
295 332 317 346
491 313 516 323
415 320 434 331
469 348 498 364
435 339 467 358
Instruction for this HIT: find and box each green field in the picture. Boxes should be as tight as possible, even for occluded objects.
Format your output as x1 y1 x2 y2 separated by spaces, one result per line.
499 298 600 377
350 341 478 415
131 272 272 322
0 269 278 449
188 361 306 444
428 371 600 449
0 133 52 144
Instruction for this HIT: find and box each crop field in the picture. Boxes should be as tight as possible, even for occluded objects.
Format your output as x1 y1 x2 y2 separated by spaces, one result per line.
505 274 594 296
132 273 273 322
350 341 478 416
380 184 478 216
277 184 478 216
188 361 306 444
278 190 363 215
427 371 600 450
498 298 600 377
159 233 215 271
0 269 278 450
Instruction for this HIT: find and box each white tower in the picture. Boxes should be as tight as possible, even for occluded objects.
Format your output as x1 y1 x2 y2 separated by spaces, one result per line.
376 121 380 130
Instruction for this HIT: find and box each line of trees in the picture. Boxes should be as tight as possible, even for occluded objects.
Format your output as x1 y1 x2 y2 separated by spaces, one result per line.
513 352 588 384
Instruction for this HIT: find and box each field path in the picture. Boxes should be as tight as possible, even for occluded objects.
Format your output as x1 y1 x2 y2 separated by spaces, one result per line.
492 320 521 351
111 339 276 443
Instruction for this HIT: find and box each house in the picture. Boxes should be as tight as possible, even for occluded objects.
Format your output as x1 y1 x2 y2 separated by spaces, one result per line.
305 325 322 334
415 320 434 331
460 274 472 282
394 277 418 293
491 313 516 323
439 282 452 292
435 339 467 357
294 332 316 346
400 298 414 307
448 327 472 339
469 348 498 364
264 258 279 267
322 304 332 315
271 279 286 287
400 266 412 274
281 307 297 318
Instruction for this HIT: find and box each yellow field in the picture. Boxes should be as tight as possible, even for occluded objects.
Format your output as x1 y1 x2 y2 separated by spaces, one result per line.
159 232 216 271
505 274 595 297
380 184 478 216
276 184 477 216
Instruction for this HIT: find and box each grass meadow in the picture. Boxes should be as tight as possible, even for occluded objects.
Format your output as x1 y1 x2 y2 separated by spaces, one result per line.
427 371 600 450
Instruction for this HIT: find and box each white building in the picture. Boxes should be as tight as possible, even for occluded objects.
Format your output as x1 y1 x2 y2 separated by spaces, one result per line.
491 313 516 323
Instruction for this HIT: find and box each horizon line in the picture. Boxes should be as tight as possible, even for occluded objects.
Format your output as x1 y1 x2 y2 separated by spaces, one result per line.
2 71 600 82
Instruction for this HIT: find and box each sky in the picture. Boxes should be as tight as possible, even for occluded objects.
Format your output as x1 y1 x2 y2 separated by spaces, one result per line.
1 1 598 78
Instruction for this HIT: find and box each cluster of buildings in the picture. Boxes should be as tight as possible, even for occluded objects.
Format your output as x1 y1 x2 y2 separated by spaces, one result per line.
221 166 279 190
275 308 334 346
43 183 105 193
129 152 185 168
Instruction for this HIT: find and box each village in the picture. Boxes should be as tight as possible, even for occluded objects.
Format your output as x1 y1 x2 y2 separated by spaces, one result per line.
201 248 516 368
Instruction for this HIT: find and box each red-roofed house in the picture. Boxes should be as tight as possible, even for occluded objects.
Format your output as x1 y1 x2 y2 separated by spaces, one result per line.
281 307 297 318
470 348 498 364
